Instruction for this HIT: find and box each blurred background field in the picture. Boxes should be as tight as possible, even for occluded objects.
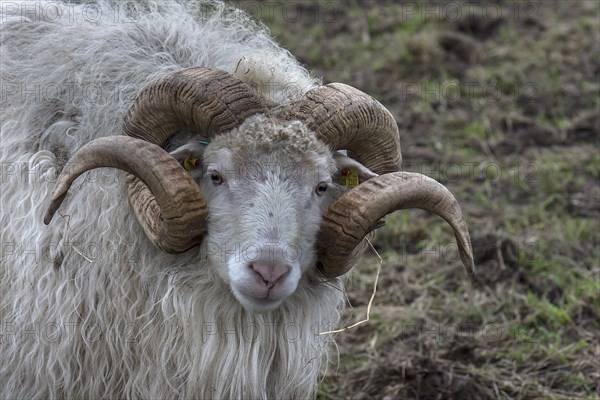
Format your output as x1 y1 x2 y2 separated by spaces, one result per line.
247 1 600 398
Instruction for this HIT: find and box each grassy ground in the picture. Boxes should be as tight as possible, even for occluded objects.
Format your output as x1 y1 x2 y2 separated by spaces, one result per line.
250 1 600 398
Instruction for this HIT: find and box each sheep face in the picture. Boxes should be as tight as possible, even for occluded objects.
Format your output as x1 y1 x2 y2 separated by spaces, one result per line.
170 115 374 311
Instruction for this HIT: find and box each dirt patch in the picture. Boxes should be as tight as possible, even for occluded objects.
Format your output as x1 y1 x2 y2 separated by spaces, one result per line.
471 233 521 286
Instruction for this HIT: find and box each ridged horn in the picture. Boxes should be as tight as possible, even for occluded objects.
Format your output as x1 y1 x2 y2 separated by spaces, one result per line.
317 172 475 278
44 137 206 252
277 82 401 175
123 68 266 146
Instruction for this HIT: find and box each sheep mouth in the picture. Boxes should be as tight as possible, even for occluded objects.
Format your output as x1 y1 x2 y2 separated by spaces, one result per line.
236 291 286 312
233 284 295 311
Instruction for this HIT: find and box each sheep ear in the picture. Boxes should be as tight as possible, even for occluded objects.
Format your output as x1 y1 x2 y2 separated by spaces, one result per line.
332 150 378 187
169 141 208 181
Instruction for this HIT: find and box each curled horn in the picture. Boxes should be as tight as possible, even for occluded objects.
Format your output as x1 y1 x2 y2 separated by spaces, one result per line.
44 68 266 252
317 172 475 278
277 83 401 175
280 83 474 278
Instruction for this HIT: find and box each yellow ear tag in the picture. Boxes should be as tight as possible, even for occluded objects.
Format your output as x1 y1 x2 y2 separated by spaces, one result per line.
339 168 359 188
183 155 198 170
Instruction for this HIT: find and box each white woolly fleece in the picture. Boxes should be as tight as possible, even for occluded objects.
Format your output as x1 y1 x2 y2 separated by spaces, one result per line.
0 1 344 399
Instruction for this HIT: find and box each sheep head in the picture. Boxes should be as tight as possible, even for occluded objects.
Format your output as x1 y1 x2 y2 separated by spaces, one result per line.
172 116 347 310
44 67 474 311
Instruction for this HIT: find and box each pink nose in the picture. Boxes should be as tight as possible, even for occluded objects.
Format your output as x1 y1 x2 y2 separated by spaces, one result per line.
250 262 291 289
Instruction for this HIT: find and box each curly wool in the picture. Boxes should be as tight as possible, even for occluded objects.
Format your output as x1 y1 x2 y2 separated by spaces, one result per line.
0 1 343 399
212 115 335 171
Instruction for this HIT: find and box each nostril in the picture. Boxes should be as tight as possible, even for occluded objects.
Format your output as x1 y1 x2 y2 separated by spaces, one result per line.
250 262 291 288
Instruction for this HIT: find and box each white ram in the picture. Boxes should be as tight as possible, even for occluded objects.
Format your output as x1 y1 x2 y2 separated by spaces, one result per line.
0 1 474 398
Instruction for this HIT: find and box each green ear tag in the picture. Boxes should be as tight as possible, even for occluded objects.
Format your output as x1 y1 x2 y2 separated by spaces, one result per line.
339 168 359 188
183 155 198 170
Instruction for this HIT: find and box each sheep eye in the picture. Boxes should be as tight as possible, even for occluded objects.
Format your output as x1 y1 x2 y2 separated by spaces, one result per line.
315 181 328 195
210 172 223 185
